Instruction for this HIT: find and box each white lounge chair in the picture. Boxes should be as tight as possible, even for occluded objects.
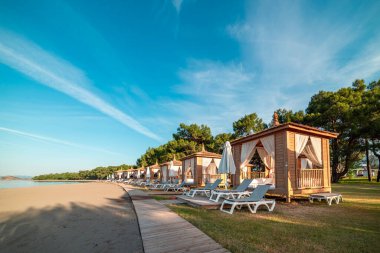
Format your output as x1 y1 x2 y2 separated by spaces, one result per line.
220 184 275 214
209 179 253 202
186 179 223 198
165 181 186 192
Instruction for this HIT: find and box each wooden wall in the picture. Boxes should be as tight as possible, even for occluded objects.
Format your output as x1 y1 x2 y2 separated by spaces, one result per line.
322 138 331 188
286 131 296 196
274 131 286 196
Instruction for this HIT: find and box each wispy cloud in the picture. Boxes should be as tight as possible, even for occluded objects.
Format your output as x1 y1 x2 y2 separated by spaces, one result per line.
172 0 183 14
168 0 380 129
0 127 121 155
0 30 161 141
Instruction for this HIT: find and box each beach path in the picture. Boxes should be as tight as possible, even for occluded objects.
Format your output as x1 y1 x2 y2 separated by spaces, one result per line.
0 183 143 253
121 184 230 253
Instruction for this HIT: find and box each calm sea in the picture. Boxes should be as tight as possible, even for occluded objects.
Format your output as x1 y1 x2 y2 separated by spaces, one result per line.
0 180 83 189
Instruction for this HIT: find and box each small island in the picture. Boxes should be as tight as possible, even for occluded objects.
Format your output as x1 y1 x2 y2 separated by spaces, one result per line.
0 176 27 181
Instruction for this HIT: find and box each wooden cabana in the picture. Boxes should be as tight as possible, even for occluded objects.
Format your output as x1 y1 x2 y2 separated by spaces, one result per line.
181 147 222 187
160 159 182 183
148 162 161 181
128 167 145 179
114 170 129 179
230 122 338 202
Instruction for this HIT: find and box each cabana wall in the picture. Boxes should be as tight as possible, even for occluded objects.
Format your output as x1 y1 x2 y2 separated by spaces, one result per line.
231 122 338 202
181 150 222 187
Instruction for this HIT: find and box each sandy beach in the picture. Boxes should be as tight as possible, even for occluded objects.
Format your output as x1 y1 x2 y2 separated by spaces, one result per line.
0 183 143 253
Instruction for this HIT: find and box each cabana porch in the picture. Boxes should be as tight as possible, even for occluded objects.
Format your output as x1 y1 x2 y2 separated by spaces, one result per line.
230 122 338 201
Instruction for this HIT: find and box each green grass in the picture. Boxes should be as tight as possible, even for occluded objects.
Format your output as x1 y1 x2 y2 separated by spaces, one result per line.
169 183 380 253
152 195 174 201
339 177 379 184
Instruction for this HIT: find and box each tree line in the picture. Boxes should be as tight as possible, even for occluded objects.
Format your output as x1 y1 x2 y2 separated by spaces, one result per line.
34 79 379 182
33 164 136 180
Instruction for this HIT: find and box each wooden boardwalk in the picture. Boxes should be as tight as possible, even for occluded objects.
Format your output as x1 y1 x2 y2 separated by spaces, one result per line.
120 184 229 253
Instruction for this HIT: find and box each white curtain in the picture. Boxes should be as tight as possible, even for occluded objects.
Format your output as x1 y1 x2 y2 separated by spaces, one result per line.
184 158 194 179
169 165 180 177
256 147 271 169
301 158 308 169
260 135 275 170
214 158 221 168
295 134 309 159
302 145 322 167
202 158 212 174
296 134 323 168
162 166 167 181
310 137 322 165
240 139 258 168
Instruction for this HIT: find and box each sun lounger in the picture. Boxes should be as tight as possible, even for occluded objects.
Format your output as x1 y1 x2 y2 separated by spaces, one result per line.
220 184 275 214
309 193 342 205
165 181 186 192
209 179 253 202
186 179 223 198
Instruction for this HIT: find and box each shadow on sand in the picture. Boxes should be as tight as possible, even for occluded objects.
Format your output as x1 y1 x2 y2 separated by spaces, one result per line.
0 192 143 253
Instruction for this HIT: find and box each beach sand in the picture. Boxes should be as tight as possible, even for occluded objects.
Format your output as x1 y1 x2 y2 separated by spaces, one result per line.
0 182 143 253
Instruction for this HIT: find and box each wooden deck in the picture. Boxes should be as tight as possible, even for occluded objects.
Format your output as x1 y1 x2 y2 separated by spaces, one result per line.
148 190 184 196
176 195 223 210
120 184 229 253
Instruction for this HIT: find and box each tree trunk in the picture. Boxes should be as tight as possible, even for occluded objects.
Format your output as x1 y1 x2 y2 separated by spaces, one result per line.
331 139 340 183
365 139 372 182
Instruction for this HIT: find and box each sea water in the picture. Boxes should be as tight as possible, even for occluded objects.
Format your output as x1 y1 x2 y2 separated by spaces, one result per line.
0 180 83 189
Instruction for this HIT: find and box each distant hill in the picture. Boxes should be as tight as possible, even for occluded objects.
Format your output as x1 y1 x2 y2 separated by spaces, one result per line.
0 176 29 180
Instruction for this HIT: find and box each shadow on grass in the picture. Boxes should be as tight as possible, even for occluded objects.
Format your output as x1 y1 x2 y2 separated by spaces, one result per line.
0 192 143 253
169 198 380 253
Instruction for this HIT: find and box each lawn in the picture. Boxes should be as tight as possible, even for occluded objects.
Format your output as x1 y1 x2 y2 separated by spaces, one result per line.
168 183 380 253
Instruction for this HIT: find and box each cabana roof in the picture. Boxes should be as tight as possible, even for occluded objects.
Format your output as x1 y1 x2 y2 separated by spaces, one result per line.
148 163 160 169
115 169 129 173
181 150 222 160
160 160 182 166
231 122 338 145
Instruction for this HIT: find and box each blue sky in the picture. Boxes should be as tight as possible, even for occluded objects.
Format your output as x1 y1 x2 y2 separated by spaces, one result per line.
1 0 380 176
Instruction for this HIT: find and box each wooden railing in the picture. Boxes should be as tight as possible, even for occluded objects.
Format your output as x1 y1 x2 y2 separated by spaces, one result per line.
297 169 323 189
251 172 266 179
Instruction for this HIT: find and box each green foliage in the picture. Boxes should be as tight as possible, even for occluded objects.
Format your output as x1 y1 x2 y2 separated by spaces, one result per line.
305 79 380 182
211 133 234 153
173 123 213 146
232 113 266 137
274 108 305 124
33 164 135 180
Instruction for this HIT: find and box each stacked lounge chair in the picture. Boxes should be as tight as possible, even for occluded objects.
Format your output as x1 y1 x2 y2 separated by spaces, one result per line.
185 178 222 198
165 181 187 192
209 179 253 202
220 184 275 214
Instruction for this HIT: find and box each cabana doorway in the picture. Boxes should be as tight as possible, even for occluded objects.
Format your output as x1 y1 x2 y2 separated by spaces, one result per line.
240 139 275 187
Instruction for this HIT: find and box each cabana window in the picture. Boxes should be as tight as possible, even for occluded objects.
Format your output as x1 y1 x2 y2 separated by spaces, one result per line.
295 134 323 189
203 159 220 184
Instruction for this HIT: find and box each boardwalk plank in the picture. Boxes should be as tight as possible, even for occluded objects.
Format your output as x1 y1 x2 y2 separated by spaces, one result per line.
120 184 230 253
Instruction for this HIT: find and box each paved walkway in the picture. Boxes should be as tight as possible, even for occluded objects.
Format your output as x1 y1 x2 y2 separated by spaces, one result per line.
119 184 230 253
